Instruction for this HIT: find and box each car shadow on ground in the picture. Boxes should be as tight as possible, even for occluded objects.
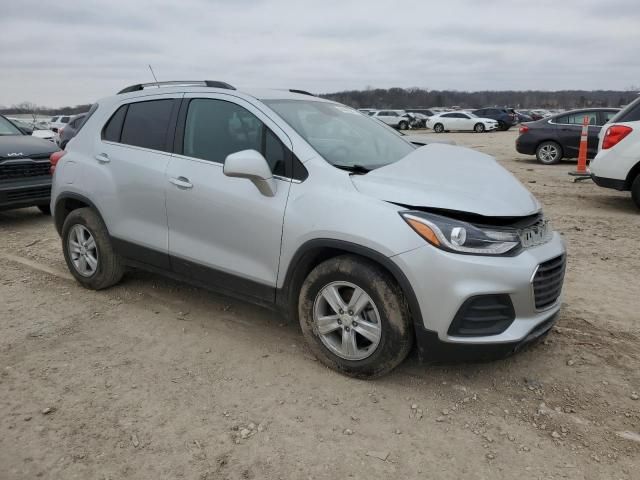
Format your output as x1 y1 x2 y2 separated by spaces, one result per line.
0 207 51 227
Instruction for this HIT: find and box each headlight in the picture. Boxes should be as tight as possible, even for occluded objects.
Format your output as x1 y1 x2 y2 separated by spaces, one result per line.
400 211 520 256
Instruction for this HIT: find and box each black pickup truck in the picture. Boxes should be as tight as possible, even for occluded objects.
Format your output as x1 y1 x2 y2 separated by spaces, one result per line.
0 115 60 214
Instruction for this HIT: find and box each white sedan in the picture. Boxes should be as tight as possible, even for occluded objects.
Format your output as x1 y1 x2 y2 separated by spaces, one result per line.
426 112 499 133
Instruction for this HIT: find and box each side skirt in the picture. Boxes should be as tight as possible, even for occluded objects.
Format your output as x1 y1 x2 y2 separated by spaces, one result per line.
112 237 279 312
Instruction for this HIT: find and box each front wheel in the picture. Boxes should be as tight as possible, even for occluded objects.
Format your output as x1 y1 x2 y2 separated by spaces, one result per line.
298 255 413 378
61 207 124 290
536 141 563 164
474 123 485 133
433 123 444 133
632 175 640 210
398 121 408 130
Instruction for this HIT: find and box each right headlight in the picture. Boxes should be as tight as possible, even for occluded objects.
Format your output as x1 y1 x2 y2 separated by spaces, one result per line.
400 211 520 256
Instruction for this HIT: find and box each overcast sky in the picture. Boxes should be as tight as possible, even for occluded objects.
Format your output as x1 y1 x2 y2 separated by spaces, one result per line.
1 0 639 107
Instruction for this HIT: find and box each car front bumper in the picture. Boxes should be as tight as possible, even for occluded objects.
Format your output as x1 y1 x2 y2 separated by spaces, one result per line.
0 177 52 211
392 231 566 357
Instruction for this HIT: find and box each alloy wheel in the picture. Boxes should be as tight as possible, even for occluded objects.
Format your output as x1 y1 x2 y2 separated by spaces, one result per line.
539 144 559 163
68 224 99 277
313 281 382 361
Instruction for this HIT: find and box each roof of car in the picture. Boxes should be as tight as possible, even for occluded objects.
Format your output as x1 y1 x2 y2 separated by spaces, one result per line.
110 81 335 104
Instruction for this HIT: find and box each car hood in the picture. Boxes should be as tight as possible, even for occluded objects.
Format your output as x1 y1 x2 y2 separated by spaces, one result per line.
0 135 60 159
350 143 541 217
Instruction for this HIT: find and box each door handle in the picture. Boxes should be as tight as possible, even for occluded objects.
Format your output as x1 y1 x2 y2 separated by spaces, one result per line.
169 176 193 189
95 153 110 163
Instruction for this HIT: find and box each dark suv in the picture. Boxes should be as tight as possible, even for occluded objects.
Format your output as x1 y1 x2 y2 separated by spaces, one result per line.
0 114 60 213
472 107 517 131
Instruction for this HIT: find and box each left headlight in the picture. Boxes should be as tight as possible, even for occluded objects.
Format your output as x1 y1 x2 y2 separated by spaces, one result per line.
400 211 520 256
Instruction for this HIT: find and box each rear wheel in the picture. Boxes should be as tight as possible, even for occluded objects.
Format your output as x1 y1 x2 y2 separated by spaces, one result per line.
632 175 640 210
536 141 563 165
433 123 444 133
474 123 485 133
61 208 124 290
298 255 413 378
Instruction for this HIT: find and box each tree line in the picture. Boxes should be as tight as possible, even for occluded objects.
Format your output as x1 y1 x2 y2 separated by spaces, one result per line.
0 102 91 116
2 88 638 115
320 88 639 110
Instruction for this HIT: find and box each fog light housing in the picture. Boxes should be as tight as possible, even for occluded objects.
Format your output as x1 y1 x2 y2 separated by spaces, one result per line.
448 294 515 336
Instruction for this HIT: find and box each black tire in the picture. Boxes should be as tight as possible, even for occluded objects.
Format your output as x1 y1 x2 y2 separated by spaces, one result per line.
298 255 413 378
37 205 51 215
474 123 485 133
536 141 563 165
632 175 640 210
433 123 444 133
61 207 124 290
398 121 408 130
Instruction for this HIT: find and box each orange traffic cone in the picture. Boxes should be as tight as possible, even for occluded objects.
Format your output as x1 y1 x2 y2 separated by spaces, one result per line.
569 115 592 181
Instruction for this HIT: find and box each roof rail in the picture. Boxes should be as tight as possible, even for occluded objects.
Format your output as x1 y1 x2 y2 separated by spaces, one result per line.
289 89 316 97
117 80 236 95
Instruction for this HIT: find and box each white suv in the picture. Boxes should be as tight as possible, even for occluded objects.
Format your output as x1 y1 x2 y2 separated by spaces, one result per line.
51 80 566 378
590 96 640 209
369 110 410 130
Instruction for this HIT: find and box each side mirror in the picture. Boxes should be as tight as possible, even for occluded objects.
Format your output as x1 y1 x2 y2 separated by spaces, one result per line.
223 149 277 197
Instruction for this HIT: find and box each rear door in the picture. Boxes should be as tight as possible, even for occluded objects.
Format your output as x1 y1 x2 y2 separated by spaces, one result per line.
165 94 293 302
554 111 598 158
95 95 180 268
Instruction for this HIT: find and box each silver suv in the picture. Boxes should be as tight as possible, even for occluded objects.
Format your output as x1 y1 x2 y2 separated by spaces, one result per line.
51 80 566 378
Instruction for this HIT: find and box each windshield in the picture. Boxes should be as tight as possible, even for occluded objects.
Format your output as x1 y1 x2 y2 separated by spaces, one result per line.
0 116 24 136
264 100 414 169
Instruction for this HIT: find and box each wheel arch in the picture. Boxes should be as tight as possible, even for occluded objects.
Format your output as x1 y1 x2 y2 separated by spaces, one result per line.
54 193 107 236
277 239 423 330
625 159 640 189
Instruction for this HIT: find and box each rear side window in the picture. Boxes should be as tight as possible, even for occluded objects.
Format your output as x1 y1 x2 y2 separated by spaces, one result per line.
120 100 174 151
562 112 598 125
614 97 640 123
102 105 128 142
182 98 287 175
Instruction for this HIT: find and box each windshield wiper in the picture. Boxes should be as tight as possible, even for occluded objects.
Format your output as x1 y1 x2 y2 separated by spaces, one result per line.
333 164 371 175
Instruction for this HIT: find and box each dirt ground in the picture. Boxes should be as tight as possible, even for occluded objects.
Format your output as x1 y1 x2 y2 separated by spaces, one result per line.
1 130 639 480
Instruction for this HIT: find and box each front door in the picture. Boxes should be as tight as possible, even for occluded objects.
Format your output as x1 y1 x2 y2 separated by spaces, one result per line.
165 95 293 303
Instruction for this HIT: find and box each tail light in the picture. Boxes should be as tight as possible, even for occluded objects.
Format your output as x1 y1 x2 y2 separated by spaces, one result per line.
49 150 66 174
602 125 633 150
519 125 529 134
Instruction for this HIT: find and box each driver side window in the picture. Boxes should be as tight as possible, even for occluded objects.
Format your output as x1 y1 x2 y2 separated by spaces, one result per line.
183 98 287 176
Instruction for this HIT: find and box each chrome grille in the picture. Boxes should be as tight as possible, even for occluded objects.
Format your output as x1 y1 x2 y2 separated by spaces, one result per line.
532 255 566 310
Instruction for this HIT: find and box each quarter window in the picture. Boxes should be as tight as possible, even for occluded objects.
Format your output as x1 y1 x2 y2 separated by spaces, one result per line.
102 105 128 143
120 99 174 151
563 112 598 126
182 98 287 176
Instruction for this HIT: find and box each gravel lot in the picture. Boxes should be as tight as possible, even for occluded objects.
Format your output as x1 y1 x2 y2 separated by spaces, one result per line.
1 129 639 479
